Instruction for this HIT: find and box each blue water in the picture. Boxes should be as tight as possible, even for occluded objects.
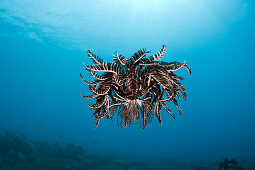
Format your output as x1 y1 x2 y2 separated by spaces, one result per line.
0 0 255 163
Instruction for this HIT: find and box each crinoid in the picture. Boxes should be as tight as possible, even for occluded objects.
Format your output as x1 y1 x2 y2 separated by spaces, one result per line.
80 45 191 129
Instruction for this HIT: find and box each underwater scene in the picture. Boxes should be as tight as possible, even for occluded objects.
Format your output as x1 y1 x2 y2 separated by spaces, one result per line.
0 0 255 169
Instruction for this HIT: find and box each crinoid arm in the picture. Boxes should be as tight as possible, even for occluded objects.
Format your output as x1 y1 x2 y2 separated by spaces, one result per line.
80 44 191 129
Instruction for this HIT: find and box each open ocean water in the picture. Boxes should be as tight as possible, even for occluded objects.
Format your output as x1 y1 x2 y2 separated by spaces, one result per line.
0 0 255 169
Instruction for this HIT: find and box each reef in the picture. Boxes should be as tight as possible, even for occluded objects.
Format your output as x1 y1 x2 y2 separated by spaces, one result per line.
0 132 254 170
219 158 244 170
0 132 146 170
80 45 191 129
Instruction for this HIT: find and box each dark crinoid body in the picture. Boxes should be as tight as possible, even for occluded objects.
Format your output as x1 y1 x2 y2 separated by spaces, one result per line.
80 45 191 129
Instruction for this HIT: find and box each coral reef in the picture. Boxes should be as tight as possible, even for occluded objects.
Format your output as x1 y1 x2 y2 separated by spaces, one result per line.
0 132 254 170
219 158 244 170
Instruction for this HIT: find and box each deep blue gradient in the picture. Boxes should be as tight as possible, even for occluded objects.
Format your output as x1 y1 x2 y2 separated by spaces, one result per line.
0 0 255 162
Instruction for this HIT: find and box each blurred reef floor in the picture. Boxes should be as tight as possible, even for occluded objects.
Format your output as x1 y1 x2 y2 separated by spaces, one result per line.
0 132 254 170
